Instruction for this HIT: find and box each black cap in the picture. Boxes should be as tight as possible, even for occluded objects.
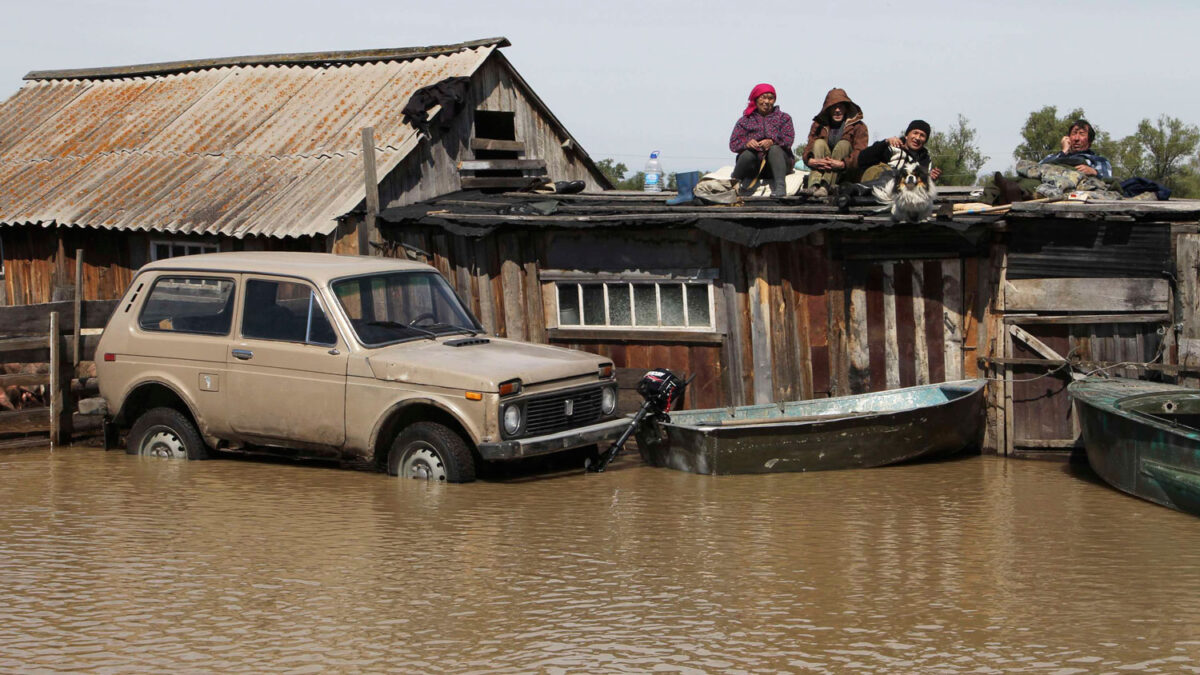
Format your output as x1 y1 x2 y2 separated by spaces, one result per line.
905 119 931 136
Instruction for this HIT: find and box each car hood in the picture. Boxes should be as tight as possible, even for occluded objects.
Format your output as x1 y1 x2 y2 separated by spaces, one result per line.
365 336 607 391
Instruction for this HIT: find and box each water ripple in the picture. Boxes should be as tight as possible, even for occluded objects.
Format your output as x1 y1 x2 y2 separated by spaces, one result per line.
2 448 1200 671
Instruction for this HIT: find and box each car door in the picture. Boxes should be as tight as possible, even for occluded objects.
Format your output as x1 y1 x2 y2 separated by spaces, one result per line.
129 273 237 436
226 276 348 452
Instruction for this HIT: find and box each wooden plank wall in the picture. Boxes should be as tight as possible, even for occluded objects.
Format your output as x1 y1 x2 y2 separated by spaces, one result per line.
2 226 133 305
386 224 986 419
374 57 606 219
474 57 607 190
1007 319 1165 450
379 225 725 412
2 225 327 306
1177 233 1200 387
840 258 971 393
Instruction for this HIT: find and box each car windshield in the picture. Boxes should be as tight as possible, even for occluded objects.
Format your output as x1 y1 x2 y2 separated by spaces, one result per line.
332 271 481 346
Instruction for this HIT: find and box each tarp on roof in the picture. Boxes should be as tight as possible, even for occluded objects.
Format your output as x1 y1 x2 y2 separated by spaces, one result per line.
0 39 504 239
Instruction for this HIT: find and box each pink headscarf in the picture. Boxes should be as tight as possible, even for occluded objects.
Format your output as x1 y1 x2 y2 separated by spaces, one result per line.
743 83 777 116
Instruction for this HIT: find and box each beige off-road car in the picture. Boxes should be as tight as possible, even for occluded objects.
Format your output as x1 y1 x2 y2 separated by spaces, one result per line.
95 251 625 482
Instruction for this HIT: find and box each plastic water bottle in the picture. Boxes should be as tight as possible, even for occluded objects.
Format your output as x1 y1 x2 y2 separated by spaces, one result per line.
643 151 663 192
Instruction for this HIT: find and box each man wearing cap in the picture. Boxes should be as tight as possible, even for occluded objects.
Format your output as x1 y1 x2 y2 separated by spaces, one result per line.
848 120 942 183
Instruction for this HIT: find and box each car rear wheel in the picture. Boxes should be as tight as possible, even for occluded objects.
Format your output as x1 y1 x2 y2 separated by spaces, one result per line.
127 407 209 460
388 422 475 483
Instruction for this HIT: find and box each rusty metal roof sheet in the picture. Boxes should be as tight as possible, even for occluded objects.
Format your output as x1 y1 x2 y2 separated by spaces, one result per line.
0 39 504 239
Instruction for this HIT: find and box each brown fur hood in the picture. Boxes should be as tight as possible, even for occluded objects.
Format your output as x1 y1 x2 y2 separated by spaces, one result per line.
812 88 863 128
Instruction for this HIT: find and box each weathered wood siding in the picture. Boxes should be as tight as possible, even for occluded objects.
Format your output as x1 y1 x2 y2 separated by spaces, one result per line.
382 223 986 417
471 55 606 190
375 54 605 214
1005 317 1166 451
2 226 134 305
1 225 326 305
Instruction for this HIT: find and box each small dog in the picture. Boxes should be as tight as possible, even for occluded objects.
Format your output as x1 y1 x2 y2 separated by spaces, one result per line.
872 163 936 223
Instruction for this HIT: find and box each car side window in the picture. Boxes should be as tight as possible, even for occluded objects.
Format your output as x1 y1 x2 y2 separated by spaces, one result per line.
242 279 337 346
138 277 236 334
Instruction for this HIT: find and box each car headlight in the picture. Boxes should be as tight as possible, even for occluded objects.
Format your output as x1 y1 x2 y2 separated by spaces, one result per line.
503 404 522 436
601 386 617 415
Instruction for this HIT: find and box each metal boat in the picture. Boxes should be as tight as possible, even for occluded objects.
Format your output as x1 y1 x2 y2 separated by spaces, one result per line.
636 379 986 475
1070 377 1200 516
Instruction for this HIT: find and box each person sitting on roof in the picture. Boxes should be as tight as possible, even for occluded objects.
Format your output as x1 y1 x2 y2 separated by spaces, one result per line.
1041 119 1112 178
851 120 943 183
983 118 1113 204
729 83 795 197
801 88 869 198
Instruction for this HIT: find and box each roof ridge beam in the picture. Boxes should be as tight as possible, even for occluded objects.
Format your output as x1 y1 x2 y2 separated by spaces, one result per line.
24 37 511 81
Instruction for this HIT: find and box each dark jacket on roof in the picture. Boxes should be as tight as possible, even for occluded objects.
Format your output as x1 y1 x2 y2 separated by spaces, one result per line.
802 88 869 166
852 139 931 171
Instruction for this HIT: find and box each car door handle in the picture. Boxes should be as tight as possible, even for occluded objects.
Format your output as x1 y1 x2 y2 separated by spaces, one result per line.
232 349 253 360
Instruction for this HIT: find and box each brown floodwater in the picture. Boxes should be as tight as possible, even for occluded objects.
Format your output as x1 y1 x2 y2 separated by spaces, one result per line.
2 446 1200 673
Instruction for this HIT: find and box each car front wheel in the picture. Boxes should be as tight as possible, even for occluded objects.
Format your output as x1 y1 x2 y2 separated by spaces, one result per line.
388 422 475 483
127 407 209 460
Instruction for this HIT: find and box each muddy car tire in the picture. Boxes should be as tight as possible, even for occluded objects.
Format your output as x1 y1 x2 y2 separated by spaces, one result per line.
127 407 209 460
388 422 476 483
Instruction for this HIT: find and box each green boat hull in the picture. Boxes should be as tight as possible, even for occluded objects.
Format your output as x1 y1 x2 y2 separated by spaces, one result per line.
638 379 986 475
1070 377 1200 516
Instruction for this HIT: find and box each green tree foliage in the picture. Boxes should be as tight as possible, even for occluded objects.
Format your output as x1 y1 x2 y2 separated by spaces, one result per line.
1095 116 1200 197
595 158 629 187
619 171 646 190
1116 116 1200 188
1174 167 1200 199
927 115 989 186
595 158 681 191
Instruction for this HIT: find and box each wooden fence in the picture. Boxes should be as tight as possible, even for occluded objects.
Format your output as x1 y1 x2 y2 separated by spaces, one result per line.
0 249 118 448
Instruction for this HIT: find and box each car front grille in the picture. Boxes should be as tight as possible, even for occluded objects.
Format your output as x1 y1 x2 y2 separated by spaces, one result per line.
523 387 604 436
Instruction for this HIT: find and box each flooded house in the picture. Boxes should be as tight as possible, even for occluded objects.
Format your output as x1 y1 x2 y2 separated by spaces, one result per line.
0 37 610 306
380 190 1200 456
3 36 1199 458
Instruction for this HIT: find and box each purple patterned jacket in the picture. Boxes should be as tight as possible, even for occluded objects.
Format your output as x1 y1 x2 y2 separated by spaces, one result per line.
729 107 795 163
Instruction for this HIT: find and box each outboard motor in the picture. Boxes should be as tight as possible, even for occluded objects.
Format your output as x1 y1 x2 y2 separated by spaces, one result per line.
587 368 688 473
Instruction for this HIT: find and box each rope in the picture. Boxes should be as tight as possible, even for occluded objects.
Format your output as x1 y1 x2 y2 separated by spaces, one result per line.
982 340 1167 384
982 361 1073 384
1079 338 1165 378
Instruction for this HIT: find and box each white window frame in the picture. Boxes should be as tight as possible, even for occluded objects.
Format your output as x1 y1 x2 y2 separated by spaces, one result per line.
543 269 718 332
149 238 219 262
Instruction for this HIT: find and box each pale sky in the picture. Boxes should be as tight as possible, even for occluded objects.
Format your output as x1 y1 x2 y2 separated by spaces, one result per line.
3 0 1198 180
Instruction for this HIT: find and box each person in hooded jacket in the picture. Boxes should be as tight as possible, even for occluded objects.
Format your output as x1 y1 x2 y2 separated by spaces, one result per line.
802 88 869 197
729 83 795 197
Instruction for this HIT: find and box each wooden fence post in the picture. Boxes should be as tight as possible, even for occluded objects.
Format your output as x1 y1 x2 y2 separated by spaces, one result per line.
360 127 380 256
48 311 73 446
74 249 83 367
49 311 61 445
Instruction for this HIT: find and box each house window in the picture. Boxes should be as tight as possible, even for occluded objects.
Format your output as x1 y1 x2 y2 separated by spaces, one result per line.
548 272 716 331
150 239 218 261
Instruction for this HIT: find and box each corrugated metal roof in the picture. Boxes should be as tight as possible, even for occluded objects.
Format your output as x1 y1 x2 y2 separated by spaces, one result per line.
0 39 503 239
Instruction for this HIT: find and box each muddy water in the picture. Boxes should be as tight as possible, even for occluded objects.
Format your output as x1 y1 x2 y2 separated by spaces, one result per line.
3 448 1200 673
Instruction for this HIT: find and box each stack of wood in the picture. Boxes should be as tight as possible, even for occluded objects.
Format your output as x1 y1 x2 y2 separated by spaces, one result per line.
459 138 549 190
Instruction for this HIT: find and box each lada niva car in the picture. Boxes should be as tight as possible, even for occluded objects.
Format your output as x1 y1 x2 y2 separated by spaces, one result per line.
95 251 626 482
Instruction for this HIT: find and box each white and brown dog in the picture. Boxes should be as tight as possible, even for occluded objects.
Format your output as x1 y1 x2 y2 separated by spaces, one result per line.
872 162 937 223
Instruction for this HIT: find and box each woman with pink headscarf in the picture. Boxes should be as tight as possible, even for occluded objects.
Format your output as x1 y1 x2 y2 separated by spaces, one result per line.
729 83 795 197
